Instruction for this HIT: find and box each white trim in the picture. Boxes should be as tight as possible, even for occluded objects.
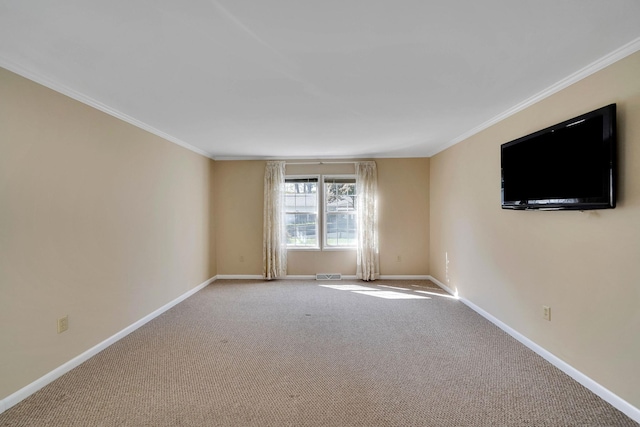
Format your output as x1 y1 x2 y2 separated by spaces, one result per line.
215 275 264 280
216 156 372 161
380 275 431 281
284 275 430 281
426 275 458 296
286 161 357 166
3 273 636 422
285 275 431 281
4 36 639 163
0 56 215 160
427 36 640 157
284 275 360 280
427 275 640 423
320 247 357 251
0 276 216 415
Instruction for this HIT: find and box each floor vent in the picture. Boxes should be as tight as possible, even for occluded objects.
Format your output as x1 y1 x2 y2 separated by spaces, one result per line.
316 273 342 281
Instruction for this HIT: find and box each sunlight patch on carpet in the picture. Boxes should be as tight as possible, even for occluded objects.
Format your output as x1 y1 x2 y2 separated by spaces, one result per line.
378 285 410 291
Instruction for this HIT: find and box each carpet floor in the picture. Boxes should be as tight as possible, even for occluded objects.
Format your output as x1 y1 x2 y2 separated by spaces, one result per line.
0 279 636 426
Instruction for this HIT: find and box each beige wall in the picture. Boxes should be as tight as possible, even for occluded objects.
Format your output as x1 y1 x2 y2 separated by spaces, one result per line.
215 158 430 276
377 158 430 275
214 160 265 275
0 68 216 400
429 51 640 408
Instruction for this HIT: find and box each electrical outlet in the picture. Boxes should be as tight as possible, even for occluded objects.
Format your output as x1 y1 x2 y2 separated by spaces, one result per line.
240 255 245 263
57 315 69 333
396 255 401 262
542 306 551 321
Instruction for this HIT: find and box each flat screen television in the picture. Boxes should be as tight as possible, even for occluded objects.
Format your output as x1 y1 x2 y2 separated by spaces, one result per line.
501 104 616 210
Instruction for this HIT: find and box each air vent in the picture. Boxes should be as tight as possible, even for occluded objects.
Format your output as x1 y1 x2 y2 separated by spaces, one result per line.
316 273 342 281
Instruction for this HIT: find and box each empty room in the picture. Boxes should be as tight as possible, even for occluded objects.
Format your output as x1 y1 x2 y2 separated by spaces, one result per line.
1 1 639 426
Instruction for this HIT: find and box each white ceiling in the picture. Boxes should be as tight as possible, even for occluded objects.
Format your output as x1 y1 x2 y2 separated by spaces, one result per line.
1 1 640 160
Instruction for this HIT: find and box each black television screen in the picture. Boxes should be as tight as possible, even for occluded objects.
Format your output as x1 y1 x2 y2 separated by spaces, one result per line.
501 104 616 210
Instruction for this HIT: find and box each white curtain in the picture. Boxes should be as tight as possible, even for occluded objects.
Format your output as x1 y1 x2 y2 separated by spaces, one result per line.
356 161 379 281
263 161 287 280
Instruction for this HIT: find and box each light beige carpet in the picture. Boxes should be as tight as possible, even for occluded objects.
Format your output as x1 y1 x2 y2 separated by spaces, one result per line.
0 280 636 426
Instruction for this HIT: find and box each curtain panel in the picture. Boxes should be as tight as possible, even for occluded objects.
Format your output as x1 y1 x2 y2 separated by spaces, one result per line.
355 161 379 281
263 161 287 279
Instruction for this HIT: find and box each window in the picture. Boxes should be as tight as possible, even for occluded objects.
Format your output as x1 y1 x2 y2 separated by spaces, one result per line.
324 176 357 248
285 175 357 250
285 177 319 248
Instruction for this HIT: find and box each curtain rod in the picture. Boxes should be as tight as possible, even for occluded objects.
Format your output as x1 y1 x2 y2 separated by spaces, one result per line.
285 161 357 166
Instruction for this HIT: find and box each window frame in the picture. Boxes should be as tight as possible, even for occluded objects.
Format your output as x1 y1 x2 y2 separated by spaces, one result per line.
285 174 358 251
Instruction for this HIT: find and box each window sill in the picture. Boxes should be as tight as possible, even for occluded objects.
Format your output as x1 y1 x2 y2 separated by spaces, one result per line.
287 247 356 252
322 247 357 251
286 247 356 252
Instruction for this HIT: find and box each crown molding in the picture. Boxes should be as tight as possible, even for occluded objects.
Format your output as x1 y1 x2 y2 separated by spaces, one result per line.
427 36 640 157
0 57 215 160
4 35 639 162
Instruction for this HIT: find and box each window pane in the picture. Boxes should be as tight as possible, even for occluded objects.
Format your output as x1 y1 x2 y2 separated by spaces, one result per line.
285 182 317 212
325 182 356 213
324 177 357 248
286 214 317 247
285 177 319 247
325 213 338 246
326 212 357 247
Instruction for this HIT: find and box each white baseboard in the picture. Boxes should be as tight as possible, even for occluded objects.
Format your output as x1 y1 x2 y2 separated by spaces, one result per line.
284 275 360 280
380 275 430 280
215 274 263 280
216 275 432 281
428 275 639 424
5 274 636 423
426 275 458 296
0 276 216 415
284 275 431 281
